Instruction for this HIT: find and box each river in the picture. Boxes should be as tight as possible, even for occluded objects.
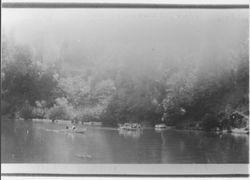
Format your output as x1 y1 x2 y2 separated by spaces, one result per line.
1 120 249 163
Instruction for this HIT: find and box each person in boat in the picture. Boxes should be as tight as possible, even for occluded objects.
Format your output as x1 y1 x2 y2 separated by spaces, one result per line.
72 126 76 130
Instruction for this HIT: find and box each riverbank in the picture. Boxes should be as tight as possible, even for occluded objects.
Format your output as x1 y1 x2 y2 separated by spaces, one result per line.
7 117 248 135
172 111 249 135
32 118 71 124
174 122 249 135
174 126 249 135
153 123 249 135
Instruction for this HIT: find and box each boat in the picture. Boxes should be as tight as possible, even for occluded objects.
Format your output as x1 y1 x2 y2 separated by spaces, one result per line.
118 123 142 130
155 123 169 130
71 129 86 134
65 126 86 134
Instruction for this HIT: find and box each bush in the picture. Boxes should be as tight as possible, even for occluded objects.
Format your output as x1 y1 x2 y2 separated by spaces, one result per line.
229 112 248 128
32 100 47 118
1 100 11 115
32 107 46 118
46 97 74 120
47 106 70 120
19 102 33 120
201 113 219 131
74 105 105 122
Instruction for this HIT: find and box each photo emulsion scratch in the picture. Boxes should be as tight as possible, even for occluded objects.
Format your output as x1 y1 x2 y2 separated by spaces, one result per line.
1 0 249 177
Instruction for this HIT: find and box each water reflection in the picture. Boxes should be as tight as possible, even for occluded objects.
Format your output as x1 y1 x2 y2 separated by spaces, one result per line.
158 130 249 163
155 128 166 133
118 129 143 139
1 121 249 163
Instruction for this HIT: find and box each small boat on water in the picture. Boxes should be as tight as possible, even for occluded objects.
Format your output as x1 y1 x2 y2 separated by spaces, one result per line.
155 123 171 131
71 129 86 134
118 123 142 130
65 126 86 134
155 124 167 129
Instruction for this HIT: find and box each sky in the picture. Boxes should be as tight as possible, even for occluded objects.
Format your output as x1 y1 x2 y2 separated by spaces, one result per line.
2 7 249 74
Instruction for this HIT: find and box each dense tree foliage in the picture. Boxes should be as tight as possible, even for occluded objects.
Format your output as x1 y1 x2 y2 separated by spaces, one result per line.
1 38 59 118
1 34 249 131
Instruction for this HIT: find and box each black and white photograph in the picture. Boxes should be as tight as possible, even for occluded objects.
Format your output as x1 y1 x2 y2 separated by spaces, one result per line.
1 0 249 177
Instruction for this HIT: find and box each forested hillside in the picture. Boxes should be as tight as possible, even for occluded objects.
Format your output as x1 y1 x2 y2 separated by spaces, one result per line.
2 9 249 131
2 33 248 131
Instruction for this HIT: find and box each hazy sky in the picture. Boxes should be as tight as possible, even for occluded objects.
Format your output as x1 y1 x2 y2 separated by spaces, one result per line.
2 8 249 71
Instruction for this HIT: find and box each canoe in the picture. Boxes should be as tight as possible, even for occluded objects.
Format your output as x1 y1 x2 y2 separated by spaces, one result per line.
73 130 86 134
66 128 86 134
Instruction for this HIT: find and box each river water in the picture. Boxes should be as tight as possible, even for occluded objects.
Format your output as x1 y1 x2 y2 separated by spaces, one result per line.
1 120 249 163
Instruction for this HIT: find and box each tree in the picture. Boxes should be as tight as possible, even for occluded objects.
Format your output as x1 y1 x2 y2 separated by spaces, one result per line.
1 36 59 118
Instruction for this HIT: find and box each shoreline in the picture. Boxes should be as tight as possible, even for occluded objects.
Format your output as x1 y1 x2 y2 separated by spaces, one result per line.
10 118 249 135
173 126 249 135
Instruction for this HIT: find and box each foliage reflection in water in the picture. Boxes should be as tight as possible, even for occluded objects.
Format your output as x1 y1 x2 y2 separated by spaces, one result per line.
1 120 249 164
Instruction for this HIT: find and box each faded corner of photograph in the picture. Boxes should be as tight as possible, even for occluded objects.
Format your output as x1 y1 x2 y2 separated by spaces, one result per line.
1 2 249 167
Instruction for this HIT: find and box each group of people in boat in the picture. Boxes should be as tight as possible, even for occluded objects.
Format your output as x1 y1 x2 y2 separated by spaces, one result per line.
65 125 86 134
119 123 142 130
66 125 76 130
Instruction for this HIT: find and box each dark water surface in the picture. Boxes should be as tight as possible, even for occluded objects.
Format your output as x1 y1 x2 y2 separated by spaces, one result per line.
1 120 249 163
